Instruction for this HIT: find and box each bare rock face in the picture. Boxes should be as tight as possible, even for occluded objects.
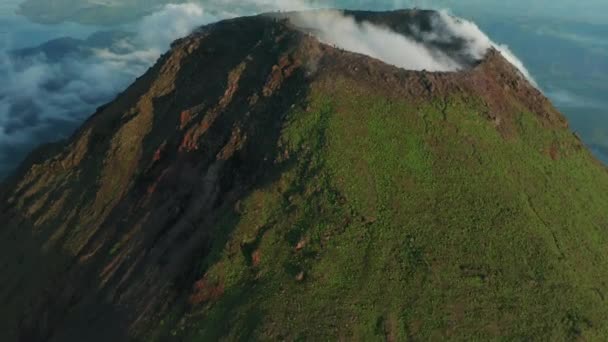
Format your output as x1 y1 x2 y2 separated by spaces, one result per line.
1 10 605 342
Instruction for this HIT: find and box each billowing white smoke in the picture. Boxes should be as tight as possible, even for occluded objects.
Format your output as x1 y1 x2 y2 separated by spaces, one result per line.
432 10 537 86
290 10 462 71
291 9 536 83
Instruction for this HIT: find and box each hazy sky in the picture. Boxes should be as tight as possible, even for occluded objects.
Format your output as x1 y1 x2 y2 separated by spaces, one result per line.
7 0 608 23
342 0 608 23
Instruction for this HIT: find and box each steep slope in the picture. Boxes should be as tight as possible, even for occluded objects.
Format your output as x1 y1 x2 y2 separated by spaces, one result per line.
2 10 608 341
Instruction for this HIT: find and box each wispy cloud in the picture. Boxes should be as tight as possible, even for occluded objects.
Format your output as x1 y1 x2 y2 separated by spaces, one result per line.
545 88 608 109
0 4 216 176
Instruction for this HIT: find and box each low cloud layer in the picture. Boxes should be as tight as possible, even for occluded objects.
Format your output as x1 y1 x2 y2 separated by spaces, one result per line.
0 2 535 177
0 4 216 176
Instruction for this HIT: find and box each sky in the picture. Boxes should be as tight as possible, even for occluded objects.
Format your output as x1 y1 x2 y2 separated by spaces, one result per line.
0 0 607 176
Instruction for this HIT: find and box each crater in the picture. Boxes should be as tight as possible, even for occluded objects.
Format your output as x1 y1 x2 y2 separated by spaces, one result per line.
268 9 534 83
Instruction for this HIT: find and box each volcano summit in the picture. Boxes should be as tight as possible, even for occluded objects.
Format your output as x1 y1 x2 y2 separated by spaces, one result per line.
1 10 608 342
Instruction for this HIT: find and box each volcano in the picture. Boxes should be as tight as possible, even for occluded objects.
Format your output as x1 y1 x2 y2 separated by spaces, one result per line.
1 10 608 341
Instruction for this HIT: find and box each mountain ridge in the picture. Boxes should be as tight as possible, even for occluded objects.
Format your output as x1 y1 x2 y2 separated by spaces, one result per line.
1 9 608 341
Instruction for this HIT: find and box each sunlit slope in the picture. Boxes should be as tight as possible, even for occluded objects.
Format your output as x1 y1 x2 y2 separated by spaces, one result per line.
169 73 608 341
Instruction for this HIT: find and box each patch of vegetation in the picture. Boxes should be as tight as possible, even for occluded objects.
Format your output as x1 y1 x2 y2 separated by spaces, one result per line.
151 77 608 341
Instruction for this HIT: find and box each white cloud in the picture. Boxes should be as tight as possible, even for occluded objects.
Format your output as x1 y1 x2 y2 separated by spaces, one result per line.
290 10 462 71
433 10 537 86
136 3 217 50
0 3 214 175
288 8 537 85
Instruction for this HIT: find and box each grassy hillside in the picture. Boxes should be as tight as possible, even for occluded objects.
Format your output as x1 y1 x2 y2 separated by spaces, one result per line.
1 12 607 341
149 72 608 341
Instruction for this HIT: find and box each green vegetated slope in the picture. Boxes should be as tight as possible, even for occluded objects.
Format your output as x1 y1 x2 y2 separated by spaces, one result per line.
1 11 608 342
155 75 608 340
